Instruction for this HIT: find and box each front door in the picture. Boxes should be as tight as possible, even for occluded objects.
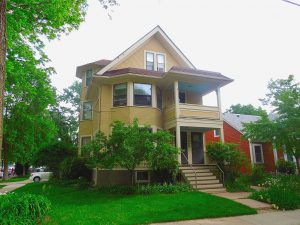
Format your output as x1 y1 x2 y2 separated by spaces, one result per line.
191 132 204 164
180 132 188 164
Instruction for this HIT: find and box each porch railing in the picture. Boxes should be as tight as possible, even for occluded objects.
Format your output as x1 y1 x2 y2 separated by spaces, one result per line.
181 153 198 189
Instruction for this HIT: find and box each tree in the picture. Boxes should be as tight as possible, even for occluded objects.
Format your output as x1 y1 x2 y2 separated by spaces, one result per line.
243 75 300 175
226 104 267 116
0 0 118 179
57 81 81 144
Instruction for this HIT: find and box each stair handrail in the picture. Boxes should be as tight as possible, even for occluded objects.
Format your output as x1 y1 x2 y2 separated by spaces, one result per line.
215 163 225 187
181 153 198 189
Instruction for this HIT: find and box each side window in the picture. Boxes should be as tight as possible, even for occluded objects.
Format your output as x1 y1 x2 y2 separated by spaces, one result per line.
82 102 92 120
113 83 127 107
214 129 220 137
253 144 264 163
135 171 150 183
146 52 154 70
86 69 92 86
134 83 152 106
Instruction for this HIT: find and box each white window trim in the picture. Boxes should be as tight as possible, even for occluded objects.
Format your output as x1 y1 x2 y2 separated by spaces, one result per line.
214 129 220 137
252 143 264 164
81 101 93 121
144 50 166 72
135 170 150 183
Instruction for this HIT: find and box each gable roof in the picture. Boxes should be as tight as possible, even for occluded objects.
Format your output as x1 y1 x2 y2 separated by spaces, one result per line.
97 25 195 75
223 113 261 134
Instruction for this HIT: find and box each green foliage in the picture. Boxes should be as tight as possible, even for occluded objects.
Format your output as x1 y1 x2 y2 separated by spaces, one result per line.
225 173 252 192
97 183 192 195
251 175 300 210
33 142 76 178
276 159 296 175
243 75 300 175
83 119 180 183
226 104 267 116
0 193 51 225
206 142 248 172
250 165 268 185
59 157 92 181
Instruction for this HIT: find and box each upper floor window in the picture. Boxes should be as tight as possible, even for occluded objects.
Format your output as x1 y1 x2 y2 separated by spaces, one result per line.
134 83 152 106
145 51 166 72
113 83 127 107
86 69 92 86
157 87 162 110
82 102 92 120
156 54 165 72
146 52 154 70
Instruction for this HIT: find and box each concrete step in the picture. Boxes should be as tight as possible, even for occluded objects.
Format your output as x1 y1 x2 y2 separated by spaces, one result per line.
181 168 210 173
189 180 220 185
183 172 213 177
192 183 223 189
199 188 227 193
180 166 213 170
186 176 217 181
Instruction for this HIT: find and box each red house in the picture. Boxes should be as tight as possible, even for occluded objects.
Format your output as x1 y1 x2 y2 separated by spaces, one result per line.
205 113 289 173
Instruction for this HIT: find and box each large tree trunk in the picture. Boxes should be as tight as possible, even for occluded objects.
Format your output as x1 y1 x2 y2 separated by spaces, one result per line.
22 164 26 176
0 0 7 170
3 144 8 180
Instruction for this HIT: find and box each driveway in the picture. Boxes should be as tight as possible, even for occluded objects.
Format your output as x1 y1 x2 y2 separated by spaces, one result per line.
152 209 300 225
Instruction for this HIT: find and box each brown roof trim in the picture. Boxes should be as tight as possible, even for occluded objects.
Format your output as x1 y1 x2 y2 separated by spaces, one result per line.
102 67 165 77
93 59 111 66
169 66 233 81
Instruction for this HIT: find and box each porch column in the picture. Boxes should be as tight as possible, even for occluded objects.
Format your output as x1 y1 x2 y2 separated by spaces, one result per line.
152 85 157 108
216 87 225 142
176 124 181 164
174 81 180 119
220 127 225 142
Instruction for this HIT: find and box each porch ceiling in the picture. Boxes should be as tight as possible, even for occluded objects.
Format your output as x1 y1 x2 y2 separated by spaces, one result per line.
179 82 216 95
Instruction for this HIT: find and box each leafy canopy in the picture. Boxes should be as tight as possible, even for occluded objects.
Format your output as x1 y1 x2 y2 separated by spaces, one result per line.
226 104 267 116
243 75 300 174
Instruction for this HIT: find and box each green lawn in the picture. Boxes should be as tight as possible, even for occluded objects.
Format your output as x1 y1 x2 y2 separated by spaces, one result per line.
0 184 6 189
0 176 29 183
15 183 256 225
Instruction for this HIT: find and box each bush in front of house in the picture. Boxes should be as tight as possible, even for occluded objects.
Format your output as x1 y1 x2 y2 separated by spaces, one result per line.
225 173 252 192
97 183 192 195
251 175 300 210
59 157 92 181
0 193 51 225
276 159 296 175
250 164 268 185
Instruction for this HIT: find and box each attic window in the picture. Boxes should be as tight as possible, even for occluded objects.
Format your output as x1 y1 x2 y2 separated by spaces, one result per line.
145 51 166 72
86 69 92 86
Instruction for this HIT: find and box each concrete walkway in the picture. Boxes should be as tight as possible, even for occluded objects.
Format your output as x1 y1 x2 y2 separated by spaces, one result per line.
0 179 30 194
152 209 300 225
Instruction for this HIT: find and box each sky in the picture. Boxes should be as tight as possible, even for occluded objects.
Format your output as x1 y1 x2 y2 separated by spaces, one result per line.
44 0 300 112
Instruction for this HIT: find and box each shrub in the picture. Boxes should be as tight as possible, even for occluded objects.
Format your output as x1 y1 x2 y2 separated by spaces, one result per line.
250 165 268 185
251 175 300 210
276 159 296 175
59 157 92 181
97 183 192 195
225 174 252 192
0 193 51 225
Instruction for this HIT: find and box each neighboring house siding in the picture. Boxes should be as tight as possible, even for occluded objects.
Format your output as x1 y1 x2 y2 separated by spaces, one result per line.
261 142 276 172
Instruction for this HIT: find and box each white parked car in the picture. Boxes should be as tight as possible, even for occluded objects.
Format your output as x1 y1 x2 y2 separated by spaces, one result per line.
30 169 53 182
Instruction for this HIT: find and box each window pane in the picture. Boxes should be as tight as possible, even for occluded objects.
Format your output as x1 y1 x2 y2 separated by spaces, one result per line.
146 52 154 70
113 83 127 107
81 137 91 147
134 83 152 106
157 54 165 72
157 87 162 109
136 171 149 181
86 70 92 86
254 146 263 163
83 102 92 120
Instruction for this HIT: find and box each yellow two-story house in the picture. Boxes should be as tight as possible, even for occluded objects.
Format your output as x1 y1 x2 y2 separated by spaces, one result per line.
76 26 233 191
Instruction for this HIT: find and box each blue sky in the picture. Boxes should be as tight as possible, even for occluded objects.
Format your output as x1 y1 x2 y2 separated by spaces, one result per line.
45 0 300 111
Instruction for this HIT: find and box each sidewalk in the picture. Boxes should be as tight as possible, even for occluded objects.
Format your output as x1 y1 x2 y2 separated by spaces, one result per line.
0 180 30 194
152 209 300 225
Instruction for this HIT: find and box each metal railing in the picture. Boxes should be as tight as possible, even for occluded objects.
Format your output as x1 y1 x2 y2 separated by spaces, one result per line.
180 153 198 189
215 164 225 187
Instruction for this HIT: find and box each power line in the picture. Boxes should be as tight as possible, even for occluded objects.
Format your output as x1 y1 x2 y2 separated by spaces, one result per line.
282 0 300 7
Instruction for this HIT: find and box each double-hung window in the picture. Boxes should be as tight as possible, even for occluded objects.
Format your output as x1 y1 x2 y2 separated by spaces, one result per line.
146 52 154 70
253 144 264 163
86 69 92 86
134 83 152 106
113 83 127 107
82 102 92 120
145 51 165 72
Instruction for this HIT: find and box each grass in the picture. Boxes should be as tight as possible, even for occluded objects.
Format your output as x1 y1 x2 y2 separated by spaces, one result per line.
0 175 29 183
15 182 256 225
0 185 6 189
